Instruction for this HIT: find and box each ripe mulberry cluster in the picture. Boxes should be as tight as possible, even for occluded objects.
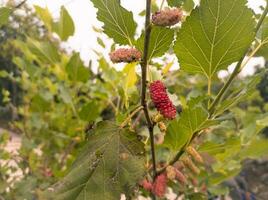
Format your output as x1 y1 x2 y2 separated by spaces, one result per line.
109 48 142 63
140 175 168 197
152 174 167 198
149 80 177 119
152 8 183 27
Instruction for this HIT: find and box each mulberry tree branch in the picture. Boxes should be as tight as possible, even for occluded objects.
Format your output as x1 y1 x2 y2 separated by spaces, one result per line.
157 3 268 176
141 0 157 183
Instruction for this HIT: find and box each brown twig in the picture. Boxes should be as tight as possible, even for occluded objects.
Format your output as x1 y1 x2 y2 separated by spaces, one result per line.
15 0 27 9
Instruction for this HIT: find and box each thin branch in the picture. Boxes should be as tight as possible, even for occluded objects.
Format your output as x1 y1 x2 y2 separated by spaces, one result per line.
120 106 143 128
141 0 157 198
15 0 27 9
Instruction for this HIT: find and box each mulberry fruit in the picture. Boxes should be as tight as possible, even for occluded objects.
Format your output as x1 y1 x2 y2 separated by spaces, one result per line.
175 169 187 185
158 121 167 132
186 146 204 164
166 166 176 180
181 157 200 175
149 80 177 119
109 48 142 63
152 174 167 198
152 8 183 27
140 179 153 191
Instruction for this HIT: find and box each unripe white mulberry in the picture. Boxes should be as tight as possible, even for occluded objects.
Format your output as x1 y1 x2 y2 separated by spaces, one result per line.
166 166 176 180
186 146 204 164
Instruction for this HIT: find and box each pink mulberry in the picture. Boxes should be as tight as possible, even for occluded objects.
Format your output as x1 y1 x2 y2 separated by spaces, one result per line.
152 8 183 27
175 169 187 185
152 174 167 198
149 80 177 119
109 48 142 63
140 179 153 191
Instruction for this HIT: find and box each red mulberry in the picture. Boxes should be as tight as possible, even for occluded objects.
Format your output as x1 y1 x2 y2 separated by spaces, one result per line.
140 179 153 191
109 48 142 63
152 174 167 198
152 8 183 27
149 80 177 119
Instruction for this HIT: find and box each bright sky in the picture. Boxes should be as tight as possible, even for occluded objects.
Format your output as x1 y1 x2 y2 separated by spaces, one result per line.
4 0 268 75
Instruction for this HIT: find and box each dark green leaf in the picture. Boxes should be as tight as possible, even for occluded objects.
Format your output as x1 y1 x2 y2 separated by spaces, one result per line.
91 0 137 45
78 102 100 122
164 106 210 150
167 0 184 7
174 0 255 78
50 121 145 200
182 0 195 12
136 26 174 60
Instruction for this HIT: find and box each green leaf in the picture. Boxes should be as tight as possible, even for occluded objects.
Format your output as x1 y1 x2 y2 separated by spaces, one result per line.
91 0 137 45
256 17 268 59
66 53 90 83
30 95 50 112
0 70 9 78
13 57 38 77
50 121 145 200
164 106 210 150
182 0 195 12
214 72 263 116
0 7 11 27
122 63 138 108
174 0 255 78
53 6 75 41
208 169 240 185
167 0 184 7
136 26 174 60
97 37 105 48
34 5 53 31
78 102 100 122
123 63 137 89
239 139 268 159
58 85 72 104
27 38 60 64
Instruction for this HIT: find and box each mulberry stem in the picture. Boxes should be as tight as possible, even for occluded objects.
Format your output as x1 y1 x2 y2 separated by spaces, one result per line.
140 1 157 199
